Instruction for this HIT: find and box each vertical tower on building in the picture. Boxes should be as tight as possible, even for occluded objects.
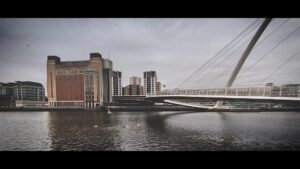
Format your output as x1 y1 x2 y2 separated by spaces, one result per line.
112 71 122 96
156 81 161 94
47 53 113 108
143 71 157 95
103 59 113 103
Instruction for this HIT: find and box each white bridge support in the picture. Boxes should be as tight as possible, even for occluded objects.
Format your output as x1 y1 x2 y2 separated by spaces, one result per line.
226 18 272 87
151 85 300 109
164 99 212 109
154 95 300 110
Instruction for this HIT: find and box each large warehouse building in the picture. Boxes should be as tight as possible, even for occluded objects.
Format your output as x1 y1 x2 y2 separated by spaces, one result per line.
47 53 113 108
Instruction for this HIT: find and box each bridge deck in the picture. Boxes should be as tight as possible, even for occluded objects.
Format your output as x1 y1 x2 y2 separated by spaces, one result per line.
164 99 211 109
149 95 300 101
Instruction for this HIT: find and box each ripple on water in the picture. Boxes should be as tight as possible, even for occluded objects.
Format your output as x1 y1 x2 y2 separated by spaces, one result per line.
1 111 300 151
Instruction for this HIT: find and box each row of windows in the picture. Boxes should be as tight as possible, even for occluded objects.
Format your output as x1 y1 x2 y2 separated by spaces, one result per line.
13 89 44 92
13 92 44 95
13 92 44 96
13 96 44 99
13 93 44 97
13 88 44 92
50 102 85 107
86 96 94 100
85 91 94 94
14 91 44 94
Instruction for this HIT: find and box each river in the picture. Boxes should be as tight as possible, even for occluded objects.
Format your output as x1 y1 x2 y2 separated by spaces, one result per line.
0 110 299 151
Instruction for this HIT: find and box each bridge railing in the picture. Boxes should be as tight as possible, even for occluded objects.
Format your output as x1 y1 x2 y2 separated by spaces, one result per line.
157 85 300 98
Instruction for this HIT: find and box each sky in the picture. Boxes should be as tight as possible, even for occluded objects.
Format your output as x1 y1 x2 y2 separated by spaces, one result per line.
0 18 300 94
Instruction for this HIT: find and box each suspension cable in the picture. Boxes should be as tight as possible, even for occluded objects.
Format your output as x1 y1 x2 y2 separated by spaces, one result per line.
191 20 263 87
177 18 260 88
206 37 253 86
198 31 255 86
260 48 300 84
239 24 299 77
211 19 290 85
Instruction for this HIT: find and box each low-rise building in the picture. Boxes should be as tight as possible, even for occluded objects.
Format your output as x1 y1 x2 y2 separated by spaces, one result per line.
0 81 46 107
123 76 144 95
130 76 141 85
123 84 144 95
156 81 161 94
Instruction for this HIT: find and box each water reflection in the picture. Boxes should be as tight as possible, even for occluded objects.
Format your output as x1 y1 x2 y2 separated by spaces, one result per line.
144 111 206 132
47 110 122 150
0 111 51 151
144 111 300 151
1 110 300 151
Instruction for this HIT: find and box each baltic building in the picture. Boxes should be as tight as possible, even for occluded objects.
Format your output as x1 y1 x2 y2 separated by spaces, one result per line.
47 53 113 108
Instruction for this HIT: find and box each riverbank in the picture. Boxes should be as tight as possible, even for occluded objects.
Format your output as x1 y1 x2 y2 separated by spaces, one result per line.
0 107 97 112
1 105 300 112
109 106 300 112
0 105 201 112
107 105 262 112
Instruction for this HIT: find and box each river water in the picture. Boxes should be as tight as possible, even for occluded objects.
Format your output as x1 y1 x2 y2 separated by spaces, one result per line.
0 110 299 151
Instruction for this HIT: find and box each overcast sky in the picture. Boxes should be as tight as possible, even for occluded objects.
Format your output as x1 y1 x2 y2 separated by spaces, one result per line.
0 18 300 94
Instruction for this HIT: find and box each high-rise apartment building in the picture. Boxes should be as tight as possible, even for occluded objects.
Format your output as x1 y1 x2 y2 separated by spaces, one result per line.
112 71 122 96
144 71 157 95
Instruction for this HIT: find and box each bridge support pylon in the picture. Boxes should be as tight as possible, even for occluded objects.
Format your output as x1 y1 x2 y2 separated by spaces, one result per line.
213 101 224 109
214 18 272 109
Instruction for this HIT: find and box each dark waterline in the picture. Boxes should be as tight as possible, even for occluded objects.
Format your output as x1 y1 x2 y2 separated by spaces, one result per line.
0 110 300 151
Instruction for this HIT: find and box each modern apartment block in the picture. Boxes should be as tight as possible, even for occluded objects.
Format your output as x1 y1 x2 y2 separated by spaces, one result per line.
112 71 122 96
0 81 46 107
143 71 157 95
47 53 113 108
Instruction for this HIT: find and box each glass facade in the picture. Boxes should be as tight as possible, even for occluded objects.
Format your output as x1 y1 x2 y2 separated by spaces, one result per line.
0 81 45 101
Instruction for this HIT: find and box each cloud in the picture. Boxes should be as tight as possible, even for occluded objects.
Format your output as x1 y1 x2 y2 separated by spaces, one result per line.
0 18 299 92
